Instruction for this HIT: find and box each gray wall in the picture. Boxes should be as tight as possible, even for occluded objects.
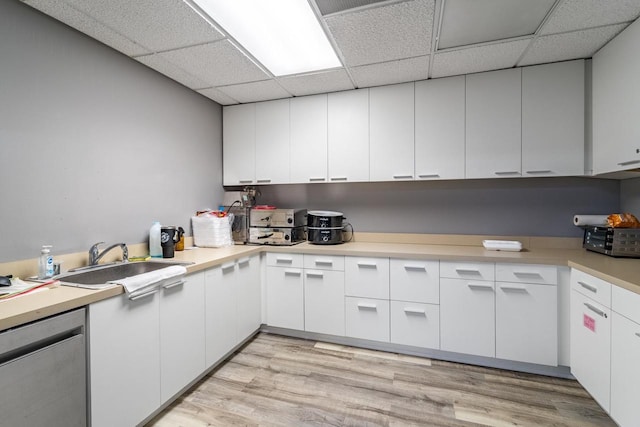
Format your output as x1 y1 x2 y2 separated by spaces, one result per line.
0 0 222 262
621 177 640 214
258 177 620 237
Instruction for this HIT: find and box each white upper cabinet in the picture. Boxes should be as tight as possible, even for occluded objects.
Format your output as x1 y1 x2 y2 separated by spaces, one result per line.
593 18 640 174
522 60 585 177
223 103 255 186
415 76 465 180
369 82 415 181
466 68 522 179
255 98 290 184
290 94 328 184
328 89 370 182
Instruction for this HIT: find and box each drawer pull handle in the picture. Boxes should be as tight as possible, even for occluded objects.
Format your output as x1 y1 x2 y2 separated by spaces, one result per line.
309 177 326 182
315 260 333 266
500 285 527 293
467 283 494 290
276 257 294 264
618 159 640 166
284 270 302 276
238 179 254 184
418 173 440 178
357 262 377 268
162 280 185 290
257 179 272 184
513 271 542 278
494 171 520 176
221 262 235 271
525 170 552 174
306 272 324 278
584 302 607 318
404 308 426 315
237 257 250 266
404 265 427 271
129 288 158 301
357 303 377 310
456 268 481 275
578 281 597 293
330 176 348 181
393 174 413 179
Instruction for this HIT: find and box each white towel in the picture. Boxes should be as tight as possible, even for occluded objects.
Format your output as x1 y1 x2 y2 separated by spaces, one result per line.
109 265 187 300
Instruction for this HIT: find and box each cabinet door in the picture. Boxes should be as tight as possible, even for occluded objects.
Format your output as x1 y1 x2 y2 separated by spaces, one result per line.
496 282 557 366
593 18 640 174
611 312 640 427
266 266 304 330
223 103 255 186
345 297 390 342
570 289 611 411
327 89 369 182
390 258 439 304
255 99 290 184
205 262 238 367
345 256 390 299
89 293 160 427
236 255 262 340
159 272 206 403
466 68 522 179
390 301 440 349
290 94 328 183
415 76 465 180
522 60 585 177
440 278 495 357
370 82 415 181
305 269 345 336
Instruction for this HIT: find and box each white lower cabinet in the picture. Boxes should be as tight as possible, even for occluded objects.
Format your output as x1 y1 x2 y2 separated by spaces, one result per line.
345 256 390 299
390 258 439 304
266 266 304 330
159 272 206 403
89 292 161 427
235 256 262 340
440 277 495 357
345 297 390 342
495 281 557 365
390 301 439 348
570 288 611 411
205 262 238 367
305 269 345 336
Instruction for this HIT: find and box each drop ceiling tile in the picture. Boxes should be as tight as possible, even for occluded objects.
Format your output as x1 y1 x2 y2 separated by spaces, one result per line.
324 0 434 67
431 39 530 78
540 0 640 35
63 0 224 52
350 55 429 87
315 0 389 16
159 40 270 87
438 0 555 49
217 80 291 104
277 69 354 96
197 87 239 105
136 53 209 89
519 24 628 66
22 0 149 56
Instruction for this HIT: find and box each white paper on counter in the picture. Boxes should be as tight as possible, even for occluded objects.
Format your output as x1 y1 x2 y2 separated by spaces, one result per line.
573 214 609 226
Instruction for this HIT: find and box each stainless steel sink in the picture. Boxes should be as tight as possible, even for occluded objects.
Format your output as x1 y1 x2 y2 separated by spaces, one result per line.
57 261 190 286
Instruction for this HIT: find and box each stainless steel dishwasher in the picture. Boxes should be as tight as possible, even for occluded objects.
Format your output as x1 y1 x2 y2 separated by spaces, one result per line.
0 308 86 427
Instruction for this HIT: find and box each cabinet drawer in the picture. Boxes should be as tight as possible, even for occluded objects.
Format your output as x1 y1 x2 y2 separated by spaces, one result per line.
345 257 390 299
390 259 439 303
345 297 390 342
390 301 439 349
571 269 612 307
440 261 494 281
612 285 640 325
266 252 304 268
303 254 345 271
496 263 557 285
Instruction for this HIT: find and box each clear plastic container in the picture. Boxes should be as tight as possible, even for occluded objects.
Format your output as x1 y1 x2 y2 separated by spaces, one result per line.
149 221 162 258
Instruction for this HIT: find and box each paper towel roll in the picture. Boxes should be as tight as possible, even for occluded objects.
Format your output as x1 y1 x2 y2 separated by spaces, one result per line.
573 214 609 226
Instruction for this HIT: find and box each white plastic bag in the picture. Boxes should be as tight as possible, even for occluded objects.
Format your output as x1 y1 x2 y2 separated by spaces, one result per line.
191 213 234 248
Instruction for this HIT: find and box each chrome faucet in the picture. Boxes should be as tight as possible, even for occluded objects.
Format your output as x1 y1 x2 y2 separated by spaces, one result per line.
89 242 129 266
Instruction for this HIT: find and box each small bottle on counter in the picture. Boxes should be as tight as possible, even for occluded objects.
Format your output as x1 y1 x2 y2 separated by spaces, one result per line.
149 221 162 258
38 245 54 279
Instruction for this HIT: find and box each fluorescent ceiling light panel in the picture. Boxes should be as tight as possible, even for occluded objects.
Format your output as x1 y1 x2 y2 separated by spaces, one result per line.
192 0 341 76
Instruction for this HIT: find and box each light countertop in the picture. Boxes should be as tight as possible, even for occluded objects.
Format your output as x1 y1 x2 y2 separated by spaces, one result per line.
1 240 638 332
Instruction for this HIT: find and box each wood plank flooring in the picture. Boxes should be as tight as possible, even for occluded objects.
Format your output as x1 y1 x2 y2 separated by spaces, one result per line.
146 333 615 427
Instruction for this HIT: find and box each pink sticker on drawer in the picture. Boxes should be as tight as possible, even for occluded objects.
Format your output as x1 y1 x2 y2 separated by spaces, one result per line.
584 314 596 332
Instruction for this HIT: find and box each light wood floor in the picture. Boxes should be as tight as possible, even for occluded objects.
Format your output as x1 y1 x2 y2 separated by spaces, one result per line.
146 333 615 427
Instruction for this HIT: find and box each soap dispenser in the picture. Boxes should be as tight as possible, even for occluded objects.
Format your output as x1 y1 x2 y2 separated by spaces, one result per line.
38 245 54 279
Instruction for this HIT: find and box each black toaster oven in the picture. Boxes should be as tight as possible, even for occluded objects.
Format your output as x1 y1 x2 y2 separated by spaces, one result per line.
583 226 640 257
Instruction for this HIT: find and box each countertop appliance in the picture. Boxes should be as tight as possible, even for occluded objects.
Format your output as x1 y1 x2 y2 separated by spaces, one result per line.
226 205 250 244
249 208 307 245
250 208 307 228
583 226 640 257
